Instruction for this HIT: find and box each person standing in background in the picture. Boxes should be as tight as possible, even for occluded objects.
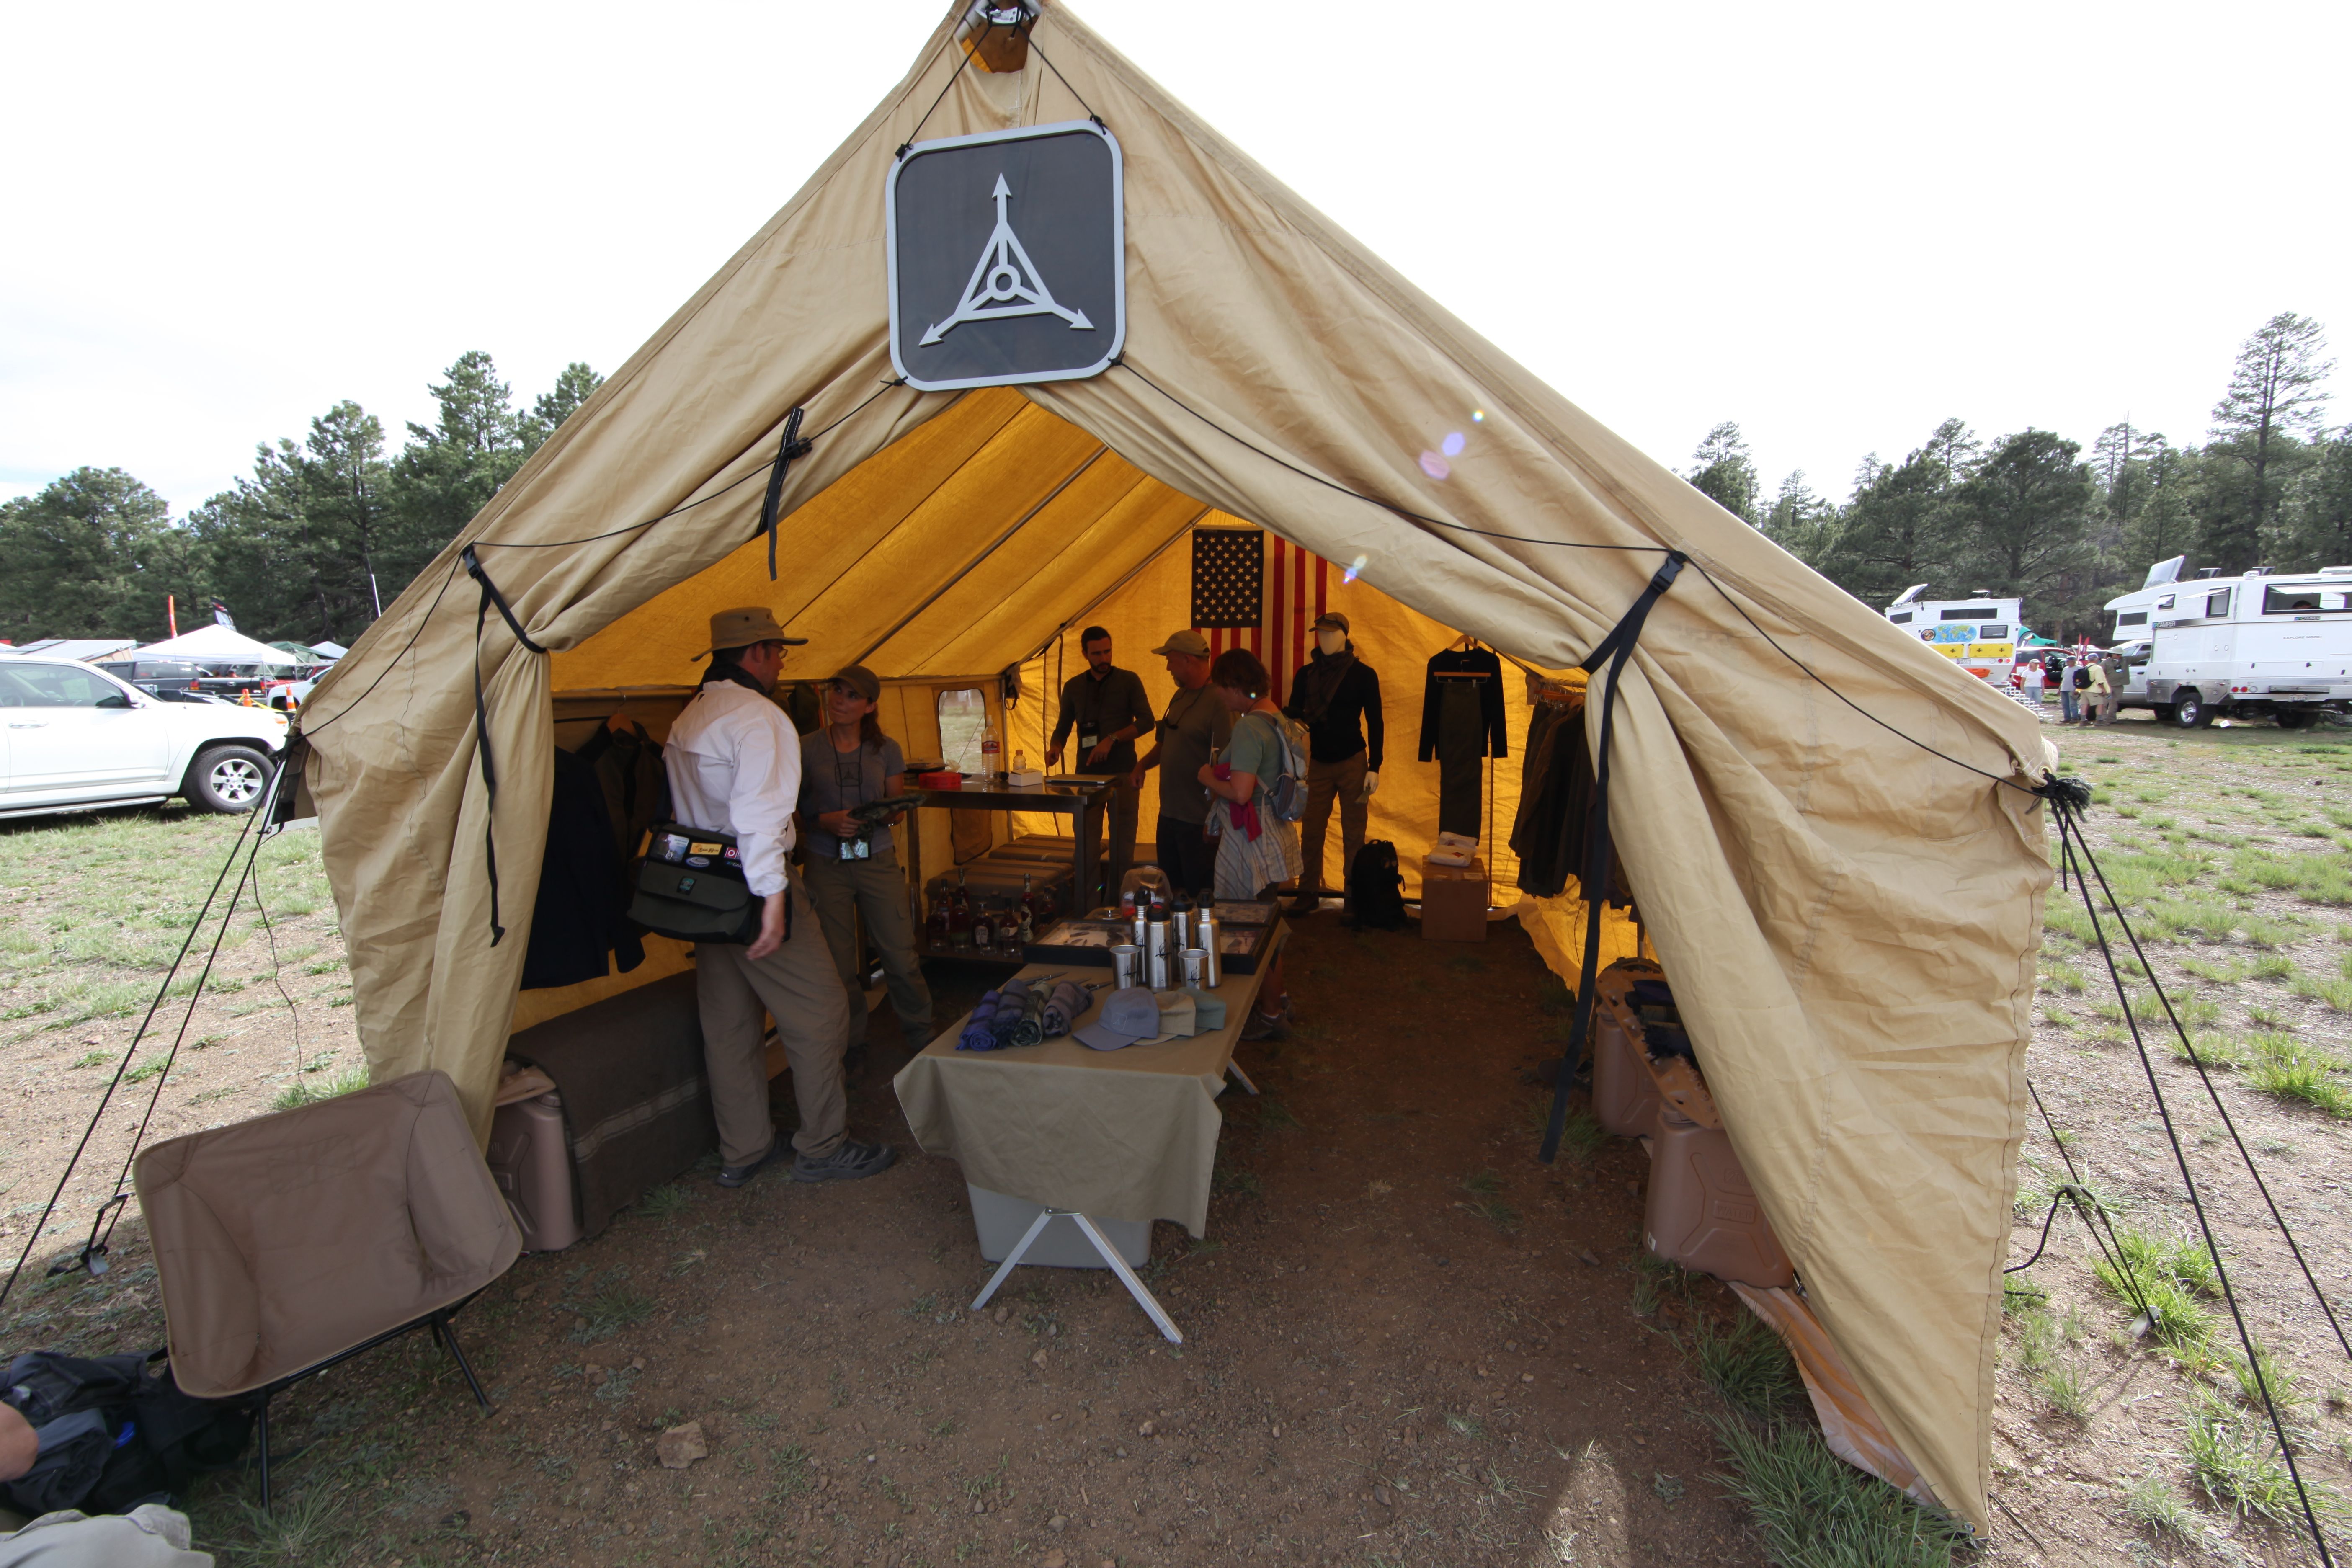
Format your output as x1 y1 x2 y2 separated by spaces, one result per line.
798 665 932 1059
1045 627 1154 898
2085 657 2112 724
1283 611 1382 915
2020 654 2045 707
2060 659 2084 724
666 609 894 1188
1129 629 1231 896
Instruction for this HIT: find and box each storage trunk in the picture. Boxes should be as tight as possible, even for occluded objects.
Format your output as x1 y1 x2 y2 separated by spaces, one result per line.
1592 959 1667 1137
1418 856 1488 941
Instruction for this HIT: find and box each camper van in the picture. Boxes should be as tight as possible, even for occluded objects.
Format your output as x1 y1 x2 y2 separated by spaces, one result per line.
1884 586 2022 685
2135 566 2352 728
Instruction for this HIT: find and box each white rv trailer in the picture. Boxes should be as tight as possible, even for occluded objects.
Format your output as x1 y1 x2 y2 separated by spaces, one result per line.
2096 554 2189 710
1884 585 2023 685
2141 567 2352 728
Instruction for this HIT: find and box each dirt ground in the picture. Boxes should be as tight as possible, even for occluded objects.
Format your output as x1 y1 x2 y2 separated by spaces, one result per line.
3 714 2350 1564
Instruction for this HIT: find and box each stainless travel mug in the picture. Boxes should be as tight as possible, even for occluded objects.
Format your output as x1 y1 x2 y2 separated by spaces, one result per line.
1110 944 1140 989
1196 913 1221 988
1181 948 1205 988
1171 904 1192 949
1145 910 1171 990
1149 950 1171 991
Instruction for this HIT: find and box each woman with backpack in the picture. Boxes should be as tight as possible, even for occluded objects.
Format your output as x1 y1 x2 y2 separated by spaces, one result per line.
1198 647 1305 1040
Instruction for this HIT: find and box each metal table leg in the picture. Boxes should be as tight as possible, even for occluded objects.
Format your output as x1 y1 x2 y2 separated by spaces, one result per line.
969 1207 1183 1344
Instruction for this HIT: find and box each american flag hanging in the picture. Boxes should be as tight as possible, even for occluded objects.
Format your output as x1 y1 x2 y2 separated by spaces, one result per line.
1198 532 1331 705
1191 528 1263 628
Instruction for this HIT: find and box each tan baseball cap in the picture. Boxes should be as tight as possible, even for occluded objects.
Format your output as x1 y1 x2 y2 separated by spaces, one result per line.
698 607 806 658
1151 629 1211 658
1312 611 1350 634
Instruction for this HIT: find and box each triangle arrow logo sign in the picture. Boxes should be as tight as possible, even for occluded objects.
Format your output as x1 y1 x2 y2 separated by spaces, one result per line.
921 173 1095 346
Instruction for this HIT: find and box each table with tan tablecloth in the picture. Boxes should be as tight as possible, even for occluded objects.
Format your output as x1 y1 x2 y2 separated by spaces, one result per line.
891 935 1282 1238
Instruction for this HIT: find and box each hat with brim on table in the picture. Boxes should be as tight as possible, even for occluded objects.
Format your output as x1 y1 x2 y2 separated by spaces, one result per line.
697 607 807 658
1074 987 1195 1050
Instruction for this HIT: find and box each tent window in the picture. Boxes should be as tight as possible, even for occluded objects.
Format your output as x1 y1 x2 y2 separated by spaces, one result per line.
936 687 992 773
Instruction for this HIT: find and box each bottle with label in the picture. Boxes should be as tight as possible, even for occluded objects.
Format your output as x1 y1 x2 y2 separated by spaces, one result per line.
975 906 995 950
980 714 1002 779
930 894 953 952
949 873 972 950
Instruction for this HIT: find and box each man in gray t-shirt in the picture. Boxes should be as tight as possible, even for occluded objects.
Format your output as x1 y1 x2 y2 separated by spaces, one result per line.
1130 629 1232 895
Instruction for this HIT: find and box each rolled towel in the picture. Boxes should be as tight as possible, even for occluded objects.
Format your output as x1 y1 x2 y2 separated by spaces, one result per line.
1008 984 1052 1048
990 978 1034 1046
957 989 1008 1051
1041 980 1091 1037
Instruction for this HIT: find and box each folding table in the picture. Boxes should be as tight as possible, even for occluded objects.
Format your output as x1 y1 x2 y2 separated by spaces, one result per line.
891 931 1283 1343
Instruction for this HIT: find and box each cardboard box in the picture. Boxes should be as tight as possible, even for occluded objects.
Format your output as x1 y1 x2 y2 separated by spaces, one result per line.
1419 855 1488 942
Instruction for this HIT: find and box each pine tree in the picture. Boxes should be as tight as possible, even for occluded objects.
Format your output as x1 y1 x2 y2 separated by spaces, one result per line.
2204 313 2333 569
1686 422 1761 526
520 362 606 452
1948 430 2094 628
384 351 526 587
0 469 188 643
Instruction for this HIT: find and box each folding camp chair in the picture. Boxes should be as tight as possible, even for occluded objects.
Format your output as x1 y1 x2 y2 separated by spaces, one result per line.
134 1070 521 1505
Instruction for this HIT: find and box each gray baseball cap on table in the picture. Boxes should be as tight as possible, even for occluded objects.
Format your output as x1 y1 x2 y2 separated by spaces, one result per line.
1073 987 1198 1050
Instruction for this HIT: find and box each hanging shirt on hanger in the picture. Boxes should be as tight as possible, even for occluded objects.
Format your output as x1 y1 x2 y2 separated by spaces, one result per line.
1417 646 1507 760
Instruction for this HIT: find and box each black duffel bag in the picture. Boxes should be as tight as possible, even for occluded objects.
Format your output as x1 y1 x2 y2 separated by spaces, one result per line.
1 1349 253 1515
629 823 777 946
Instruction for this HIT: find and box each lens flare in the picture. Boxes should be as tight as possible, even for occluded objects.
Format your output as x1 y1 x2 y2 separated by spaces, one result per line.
1343 553 1368 584
1418 451 1451 481
1441 431 1465 458
1472 409 1485 423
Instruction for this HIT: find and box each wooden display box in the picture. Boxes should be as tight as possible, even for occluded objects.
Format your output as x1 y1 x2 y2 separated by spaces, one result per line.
1419 856 1489 942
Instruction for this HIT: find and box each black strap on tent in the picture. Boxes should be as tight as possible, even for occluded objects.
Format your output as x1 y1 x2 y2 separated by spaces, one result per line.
756 406 812 582
1538 550 1684 1163
460 546 547 946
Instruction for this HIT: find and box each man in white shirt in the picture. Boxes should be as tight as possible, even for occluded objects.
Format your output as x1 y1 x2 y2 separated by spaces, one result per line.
666 608 895 1187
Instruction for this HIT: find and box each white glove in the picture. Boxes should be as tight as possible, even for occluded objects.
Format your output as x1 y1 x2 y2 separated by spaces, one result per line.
1358 769 1379 803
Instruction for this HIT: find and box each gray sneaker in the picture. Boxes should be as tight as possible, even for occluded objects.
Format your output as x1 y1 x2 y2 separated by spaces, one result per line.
715 1139 793 1188
792 1139 897 1183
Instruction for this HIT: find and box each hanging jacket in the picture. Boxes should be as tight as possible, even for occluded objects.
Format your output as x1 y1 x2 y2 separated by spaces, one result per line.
522 748 647 989
1418 646 1507 760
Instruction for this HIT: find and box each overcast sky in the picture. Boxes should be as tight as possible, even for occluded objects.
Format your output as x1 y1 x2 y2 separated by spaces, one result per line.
3 0 2345 521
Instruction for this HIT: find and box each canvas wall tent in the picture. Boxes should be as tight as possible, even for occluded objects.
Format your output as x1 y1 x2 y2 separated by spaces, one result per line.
297 1 2051 1526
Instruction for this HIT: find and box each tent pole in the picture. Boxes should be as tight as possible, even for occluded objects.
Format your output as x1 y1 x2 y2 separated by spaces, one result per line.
851 445 1111 670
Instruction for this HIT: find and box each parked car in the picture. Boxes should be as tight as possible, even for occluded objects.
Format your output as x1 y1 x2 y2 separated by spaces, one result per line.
0 656 288 818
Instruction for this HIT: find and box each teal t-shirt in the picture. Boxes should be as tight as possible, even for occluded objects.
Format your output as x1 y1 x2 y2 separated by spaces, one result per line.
1222 711 1285 794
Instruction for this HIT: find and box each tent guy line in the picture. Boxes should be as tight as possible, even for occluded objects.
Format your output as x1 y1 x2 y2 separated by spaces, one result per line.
2050 799 2339 1566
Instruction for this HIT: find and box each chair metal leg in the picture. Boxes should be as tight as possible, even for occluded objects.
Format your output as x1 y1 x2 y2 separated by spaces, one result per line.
436 1310 493 1410
255 1393 272 1511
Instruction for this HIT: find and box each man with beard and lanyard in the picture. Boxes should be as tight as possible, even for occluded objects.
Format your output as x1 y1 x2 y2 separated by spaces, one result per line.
1128 629 1231 896
666 608 896 1188
1044 626 1153 898
1282 611 1382 915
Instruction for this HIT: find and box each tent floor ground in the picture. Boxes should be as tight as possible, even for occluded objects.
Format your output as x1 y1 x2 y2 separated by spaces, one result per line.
215 913 1771 1563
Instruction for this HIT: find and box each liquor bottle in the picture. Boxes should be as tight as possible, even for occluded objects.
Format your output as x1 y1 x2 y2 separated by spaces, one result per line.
975 905 995 949
930 894 953 951
1018 874 1037 942
949 874 972 950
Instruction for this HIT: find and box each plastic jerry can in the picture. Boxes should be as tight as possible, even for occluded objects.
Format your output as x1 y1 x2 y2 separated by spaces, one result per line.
1591 958 1665 1136
1592 1006 1662 1136
1643 1107 1794 1287
486 1093 583 1252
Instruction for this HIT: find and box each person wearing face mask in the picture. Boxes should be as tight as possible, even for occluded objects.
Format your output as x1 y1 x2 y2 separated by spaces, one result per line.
798 665 933 1057
1282 612 1382 916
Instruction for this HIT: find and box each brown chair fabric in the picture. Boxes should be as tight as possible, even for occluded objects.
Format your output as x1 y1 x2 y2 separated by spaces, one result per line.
134 1070 520 1398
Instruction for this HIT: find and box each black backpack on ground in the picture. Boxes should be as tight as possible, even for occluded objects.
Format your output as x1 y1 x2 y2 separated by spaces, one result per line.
1346 841 1407 930
0 1350 253 1516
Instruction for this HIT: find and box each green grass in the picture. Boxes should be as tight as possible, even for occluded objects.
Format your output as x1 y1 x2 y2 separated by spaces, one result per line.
568 1282 656 1344
268 1064 370 1111
2120 1468 2202 1547
2092 1224 2219 1350
1688 1311 1800 1422
2185 1395 2303 1522
1709 1418 1970 1568
2245 1036 2352 1116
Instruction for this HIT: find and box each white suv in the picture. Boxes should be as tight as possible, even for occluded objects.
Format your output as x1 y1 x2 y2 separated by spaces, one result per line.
0 657 289 819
